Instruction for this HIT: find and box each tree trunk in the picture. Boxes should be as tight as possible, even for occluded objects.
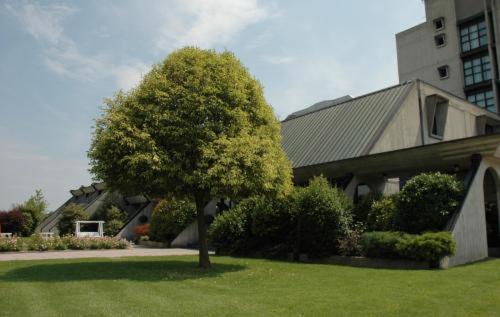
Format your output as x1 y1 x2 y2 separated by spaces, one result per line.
195 195 211 268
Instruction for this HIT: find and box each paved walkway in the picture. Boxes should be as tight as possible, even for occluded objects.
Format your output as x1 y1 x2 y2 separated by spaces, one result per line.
0 246 203 262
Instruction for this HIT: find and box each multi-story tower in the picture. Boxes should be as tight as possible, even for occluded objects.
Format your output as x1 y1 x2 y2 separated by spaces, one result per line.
397 0 500 113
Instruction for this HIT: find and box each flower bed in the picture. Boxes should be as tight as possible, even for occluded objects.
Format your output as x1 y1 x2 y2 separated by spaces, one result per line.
0 234 129 252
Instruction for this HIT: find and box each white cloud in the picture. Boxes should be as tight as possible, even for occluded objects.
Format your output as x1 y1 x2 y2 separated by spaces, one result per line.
0 138 91 211
156 0 270 49
262 55 297 64
6 1 149 90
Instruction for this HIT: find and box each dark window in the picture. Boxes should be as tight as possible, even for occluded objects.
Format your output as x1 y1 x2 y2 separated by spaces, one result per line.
434 33 446 47
355 183 370 203
434 17 445 30
485 124 494 134
437 65 449 79
430 102 447 137
463 54 491 86
467 89 495 112
460 19 487 52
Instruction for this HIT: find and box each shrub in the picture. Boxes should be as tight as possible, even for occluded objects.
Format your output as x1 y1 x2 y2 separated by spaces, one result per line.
338 223 365 256
27 234 51 251
0 209 29 235
57 203 89 235
367 194 398 231
360 231 407 258
133 223 150 237
104 218 124 237
149 198 196 242
209 206 249 254
20 189 48 234
361 231 456 262
395 173 463 233
398 232 456 262
0 237 22 252
296 176 353 257
353 192 382 224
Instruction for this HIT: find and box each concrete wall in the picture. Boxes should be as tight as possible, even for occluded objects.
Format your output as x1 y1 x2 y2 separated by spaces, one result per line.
171 199 218 248
116 202 155 241
448 155 500 266
370 81 490 155
397 0 464 97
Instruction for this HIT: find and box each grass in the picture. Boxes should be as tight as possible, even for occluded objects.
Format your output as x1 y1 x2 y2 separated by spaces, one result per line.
0 256 499 316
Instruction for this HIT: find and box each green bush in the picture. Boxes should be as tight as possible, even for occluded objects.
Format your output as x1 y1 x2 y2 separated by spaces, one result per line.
398 232 456 262
361 231 456 262
360 231 407 258
395 173 463 233
57 203 89 235
367 194 398 231
338 223 365 256
296 176 353 257
353 191 382 224
209 205 249 254
104 217 124 237
149 198 196 243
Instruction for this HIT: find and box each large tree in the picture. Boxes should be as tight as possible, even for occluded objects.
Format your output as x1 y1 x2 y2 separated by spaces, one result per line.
88 47 292 267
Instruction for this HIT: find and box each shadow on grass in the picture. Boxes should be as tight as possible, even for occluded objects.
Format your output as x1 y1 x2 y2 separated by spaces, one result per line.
0 259 246 283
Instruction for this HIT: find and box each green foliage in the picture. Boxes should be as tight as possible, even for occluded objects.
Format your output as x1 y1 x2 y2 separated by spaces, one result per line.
209 205 249 254
396 173 463 233
149 198 197 243
91 193 127 236
209 194 297 255
22 189 47 228
398 232 456 262
360 231 456 262
57 203 89 235
88 47 293 201
295 176 353 257
353 191 382 224
0 237 22 251
338 222 365 256
366 194 398 231
360 231 407 258
0 235 129 252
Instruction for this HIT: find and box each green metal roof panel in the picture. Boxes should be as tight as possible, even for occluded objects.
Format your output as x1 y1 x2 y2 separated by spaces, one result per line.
281 82 415 168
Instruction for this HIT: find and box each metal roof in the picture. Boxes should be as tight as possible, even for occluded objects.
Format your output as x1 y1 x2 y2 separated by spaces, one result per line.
285 95 353 120
281 81 415 168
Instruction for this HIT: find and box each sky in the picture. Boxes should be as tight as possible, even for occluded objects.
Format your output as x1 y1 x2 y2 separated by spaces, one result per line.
0 0 426 210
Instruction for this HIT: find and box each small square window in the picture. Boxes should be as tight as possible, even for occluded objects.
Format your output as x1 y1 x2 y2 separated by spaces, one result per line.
434 17 445 31
435 34 446 47
437 65 449 79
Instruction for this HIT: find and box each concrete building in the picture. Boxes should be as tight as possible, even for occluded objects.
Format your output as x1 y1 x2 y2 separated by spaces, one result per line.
397 0 500 113
282 80 500 267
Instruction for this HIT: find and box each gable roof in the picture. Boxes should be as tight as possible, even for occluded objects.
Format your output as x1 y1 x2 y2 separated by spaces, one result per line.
281 81 415 168
285 95 353 120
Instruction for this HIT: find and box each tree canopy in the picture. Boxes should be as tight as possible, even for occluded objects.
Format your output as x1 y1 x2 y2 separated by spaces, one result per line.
88 47 292 267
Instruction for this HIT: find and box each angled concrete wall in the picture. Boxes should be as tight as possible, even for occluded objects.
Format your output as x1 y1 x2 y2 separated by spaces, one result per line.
448 156 500 266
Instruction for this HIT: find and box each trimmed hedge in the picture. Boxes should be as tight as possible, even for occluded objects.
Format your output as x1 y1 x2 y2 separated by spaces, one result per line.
360 231 456 262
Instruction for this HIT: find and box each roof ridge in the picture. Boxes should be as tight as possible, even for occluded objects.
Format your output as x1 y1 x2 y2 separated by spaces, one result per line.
282 81 414 122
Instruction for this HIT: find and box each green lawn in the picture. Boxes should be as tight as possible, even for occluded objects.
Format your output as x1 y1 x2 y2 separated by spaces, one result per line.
0 256 499 316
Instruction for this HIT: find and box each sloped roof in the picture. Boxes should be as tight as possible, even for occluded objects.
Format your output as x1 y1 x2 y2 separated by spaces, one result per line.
281 81 415 168
285 95 353 120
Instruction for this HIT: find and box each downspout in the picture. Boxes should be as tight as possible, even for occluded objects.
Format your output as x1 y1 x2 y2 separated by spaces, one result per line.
416 80 426 146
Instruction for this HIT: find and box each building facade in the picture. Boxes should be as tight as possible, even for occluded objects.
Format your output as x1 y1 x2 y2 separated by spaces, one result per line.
397 0 500 113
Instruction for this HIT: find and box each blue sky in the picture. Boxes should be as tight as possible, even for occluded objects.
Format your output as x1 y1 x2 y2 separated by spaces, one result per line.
0 0 425 210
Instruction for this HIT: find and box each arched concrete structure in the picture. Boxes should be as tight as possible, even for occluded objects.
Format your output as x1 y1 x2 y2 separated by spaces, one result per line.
447 155 500 266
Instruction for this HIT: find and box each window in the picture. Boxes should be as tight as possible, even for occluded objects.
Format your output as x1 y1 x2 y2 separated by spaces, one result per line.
460 19 487 52
434 17 445 31
355 183 370 203
434 33 446 47
437 65 449 79
426 96 448 139
463 54 491 86
467 89 495 112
